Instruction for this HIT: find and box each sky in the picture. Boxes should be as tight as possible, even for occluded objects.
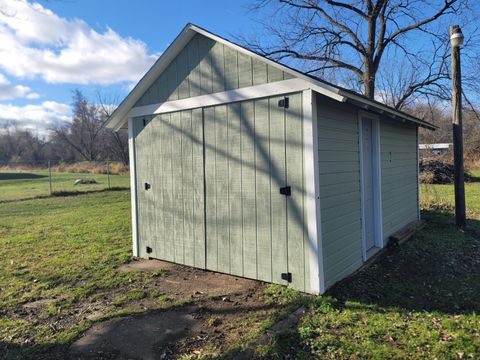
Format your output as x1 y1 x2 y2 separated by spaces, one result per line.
0 1 475 136
0 0 253 134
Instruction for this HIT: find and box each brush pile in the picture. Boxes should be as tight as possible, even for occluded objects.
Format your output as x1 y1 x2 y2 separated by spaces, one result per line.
420 160 473 184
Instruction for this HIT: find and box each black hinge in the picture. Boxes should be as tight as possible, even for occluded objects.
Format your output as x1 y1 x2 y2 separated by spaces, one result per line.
281 272 292 283
144 182 151 190
146 246 152 254
279 186 291 196
278 97 289 108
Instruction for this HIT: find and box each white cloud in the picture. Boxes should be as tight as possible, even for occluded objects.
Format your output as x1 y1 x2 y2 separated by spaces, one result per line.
0 101 71 134
0 0 158 85
41 100 70 114
0 73 39 100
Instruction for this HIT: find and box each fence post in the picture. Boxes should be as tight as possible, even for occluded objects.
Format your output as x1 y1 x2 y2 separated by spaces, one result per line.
107 161 111 189
48 160 52 195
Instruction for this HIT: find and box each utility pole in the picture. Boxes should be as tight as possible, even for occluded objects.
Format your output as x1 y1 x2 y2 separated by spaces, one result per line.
450 25 466 229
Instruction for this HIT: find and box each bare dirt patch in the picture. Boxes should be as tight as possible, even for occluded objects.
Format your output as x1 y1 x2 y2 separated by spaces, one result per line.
117 258 258 301
69 306 202 360
68 259 275 359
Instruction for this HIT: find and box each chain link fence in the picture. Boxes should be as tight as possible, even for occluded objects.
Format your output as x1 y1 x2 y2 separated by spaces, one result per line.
0 160 130 202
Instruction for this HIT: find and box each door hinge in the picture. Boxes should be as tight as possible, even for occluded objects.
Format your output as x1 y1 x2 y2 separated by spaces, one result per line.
278 97 289 108
144 182 151 190
281 272 292 283
279 186 291 196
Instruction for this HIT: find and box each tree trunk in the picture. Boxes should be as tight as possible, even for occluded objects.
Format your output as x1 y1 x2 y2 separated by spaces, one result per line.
364 71 375 100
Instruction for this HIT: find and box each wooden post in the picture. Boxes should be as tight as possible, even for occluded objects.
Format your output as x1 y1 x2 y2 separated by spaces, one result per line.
107 161 111 189
48 160 52 195
450 25 466 229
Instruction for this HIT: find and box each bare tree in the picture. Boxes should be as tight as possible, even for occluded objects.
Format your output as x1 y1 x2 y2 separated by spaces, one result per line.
244 0 473 105
96 92 129 165
53 90 106 161
0 123 49 163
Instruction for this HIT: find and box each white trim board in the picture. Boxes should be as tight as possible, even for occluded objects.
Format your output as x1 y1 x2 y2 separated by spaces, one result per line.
128 118 140 257
358 110 383 261
128 78 344 118
303 90 325 294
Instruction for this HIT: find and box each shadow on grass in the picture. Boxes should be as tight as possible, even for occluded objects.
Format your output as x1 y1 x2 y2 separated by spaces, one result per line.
469 175 480 183
3 209 479 359
0 172 47 180
51 187 129 197
0 187 130 204
244 209 480 358
328 209 480 315
0 341 68 360
0 300 278 360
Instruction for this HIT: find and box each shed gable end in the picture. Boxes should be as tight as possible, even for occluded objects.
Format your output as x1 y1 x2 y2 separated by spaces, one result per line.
135 33 295 107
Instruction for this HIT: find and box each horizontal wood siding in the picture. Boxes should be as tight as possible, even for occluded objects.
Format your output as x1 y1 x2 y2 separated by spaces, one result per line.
316 96 363 289
380 120 418 239
135 34 292 107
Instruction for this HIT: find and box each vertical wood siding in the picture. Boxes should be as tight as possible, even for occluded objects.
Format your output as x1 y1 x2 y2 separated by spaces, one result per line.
133 116 156 259
135 34 293 107
134 90 310 291
380 120 418 239
133 110 205 267
285 94 308 291
316 96 363 289
203 94 308 291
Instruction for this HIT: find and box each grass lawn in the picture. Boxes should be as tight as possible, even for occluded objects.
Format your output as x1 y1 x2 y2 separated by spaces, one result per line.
0 170 130 202
258 176 480 359
0 190 137 358
1 171 480 359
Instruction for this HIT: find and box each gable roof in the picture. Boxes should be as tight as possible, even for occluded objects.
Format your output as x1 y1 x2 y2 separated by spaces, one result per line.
106 23 436 131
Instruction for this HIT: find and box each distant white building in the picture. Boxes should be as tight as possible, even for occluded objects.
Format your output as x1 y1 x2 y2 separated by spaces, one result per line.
419 143 452 155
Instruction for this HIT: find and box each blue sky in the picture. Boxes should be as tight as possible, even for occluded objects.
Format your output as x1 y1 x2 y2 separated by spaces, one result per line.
0 0 253 134
0 1 475 135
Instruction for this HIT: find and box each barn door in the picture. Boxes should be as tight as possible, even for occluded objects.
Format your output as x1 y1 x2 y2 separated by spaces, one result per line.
134 110 205 266
203 93 306 290
133 116 159 259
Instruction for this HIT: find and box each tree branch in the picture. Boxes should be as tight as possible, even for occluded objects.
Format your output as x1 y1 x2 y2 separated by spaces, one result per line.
382 0 458 50
263 48 364 76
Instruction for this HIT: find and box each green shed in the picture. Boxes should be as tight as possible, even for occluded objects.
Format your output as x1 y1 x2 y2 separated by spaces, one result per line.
106 24 435 294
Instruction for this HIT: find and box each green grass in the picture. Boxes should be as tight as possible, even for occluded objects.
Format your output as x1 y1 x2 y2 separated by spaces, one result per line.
2 169 480 359
257 179 480 359
0 189 167 359
421 169 480 221
0 170 130 202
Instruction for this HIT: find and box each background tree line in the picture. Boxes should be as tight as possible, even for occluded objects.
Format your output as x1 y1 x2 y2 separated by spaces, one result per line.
0 90 128 165
2 0 480 166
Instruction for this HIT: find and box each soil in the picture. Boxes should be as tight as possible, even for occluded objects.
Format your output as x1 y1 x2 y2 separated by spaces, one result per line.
67 259 274 359
117 259 260 300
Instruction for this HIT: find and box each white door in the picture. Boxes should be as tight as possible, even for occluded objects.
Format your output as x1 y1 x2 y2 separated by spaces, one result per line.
361 117 377 255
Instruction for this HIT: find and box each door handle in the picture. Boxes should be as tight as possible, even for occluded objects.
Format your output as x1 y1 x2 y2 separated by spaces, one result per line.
279 186 291 196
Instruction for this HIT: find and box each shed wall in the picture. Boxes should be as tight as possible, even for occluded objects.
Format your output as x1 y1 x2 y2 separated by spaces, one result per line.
133 93 311 292
379 120 418 240
316 95 363 289
135 33 294 107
